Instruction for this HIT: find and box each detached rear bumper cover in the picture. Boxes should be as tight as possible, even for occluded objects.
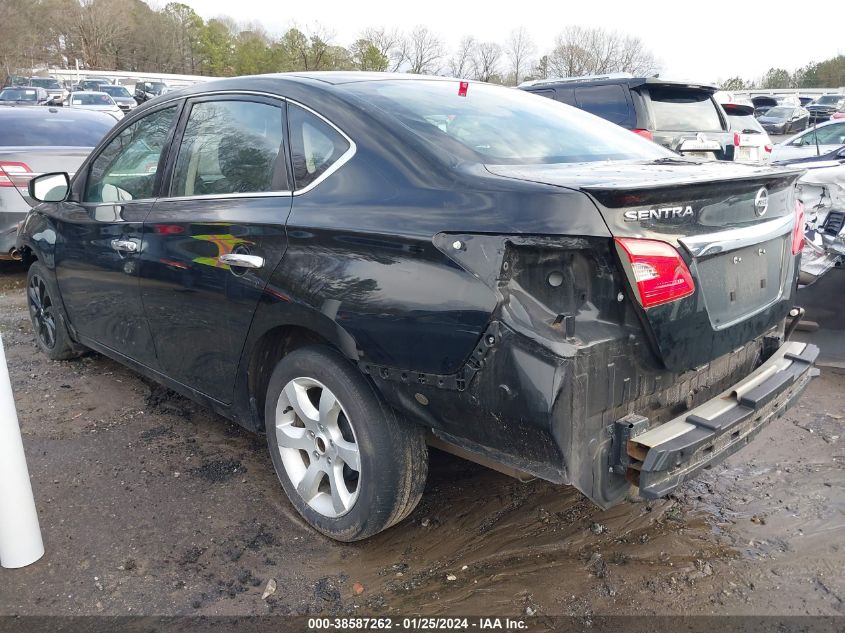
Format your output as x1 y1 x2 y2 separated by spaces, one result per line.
627 341 819 499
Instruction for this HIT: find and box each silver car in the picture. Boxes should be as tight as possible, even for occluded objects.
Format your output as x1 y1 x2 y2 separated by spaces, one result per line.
0 106 115 259
771 119 845 162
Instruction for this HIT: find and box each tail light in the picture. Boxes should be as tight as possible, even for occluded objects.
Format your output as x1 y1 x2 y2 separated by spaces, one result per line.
733 131 741 146
0 161 32 188
615 238 696 308
632 128 653 142
792 200 806 256
764 144 773 154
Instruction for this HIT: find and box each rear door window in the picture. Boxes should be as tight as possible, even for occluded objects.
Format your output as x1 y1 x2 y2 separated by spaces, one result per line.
574 85 631 125
170 99 286 197
288 104 351 190
648 86 724 132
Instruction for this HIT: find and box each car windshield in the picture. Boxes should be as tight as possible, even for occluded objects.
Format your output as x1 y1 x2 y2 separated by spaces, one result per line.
728 114 764 134
100 86 131 98
341 80 671 165
149 83 167 94
30 78 60 89
72 93 114 106
0 113 113 146
813 96 844 106
764 107 792 119
0 88 38 101
648 86 723 132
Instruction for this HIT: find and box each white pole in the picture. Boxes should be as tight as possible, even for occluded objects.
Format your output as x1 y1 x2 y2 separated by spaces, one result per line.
0 335 44 569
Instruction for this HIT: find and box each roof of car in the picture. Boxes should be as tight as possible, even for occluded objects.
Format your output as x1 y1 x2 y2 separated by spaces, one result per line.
519 75 719 92
0 105 115 121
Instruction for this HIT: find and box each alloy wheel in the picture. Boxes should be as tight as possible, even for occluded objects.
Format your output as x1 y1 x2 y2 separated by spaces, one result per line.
274 377 361 517
28 274 57 349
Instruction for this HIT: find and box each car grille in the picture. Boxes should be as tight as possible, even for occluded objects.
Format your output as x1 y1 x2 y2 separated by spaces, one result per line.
118 104 131 111
823 211 845 236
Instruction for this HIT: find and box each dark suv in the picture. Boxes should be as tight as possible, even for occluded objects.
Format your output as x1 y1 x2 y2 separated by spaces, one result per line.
520 75 735 161
806 94 845 124
18 73 817 541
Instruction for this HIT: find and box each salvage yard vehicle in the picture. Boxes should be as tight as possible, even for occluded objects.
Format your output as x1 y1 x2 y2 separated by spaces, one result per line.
17 73 818 541
0 106 115 259
757 105 810 135
806 94 845 124
520 74 735 161
67 91 124 121
721 102 772 164
0 87 50 106
770 119 845 162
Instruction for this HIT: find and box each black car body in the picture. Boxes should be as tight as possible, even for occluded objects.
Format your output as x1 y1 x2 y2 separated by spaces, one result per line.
134 81 169 104
0 106 114 258
758 106 810 135
520 75 735 161
806 95 845 124
17 73 817 540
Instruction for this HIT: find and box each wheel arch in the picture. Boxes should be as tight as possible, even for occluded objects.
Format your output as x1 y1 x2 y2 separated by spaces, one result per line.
233 308 364 433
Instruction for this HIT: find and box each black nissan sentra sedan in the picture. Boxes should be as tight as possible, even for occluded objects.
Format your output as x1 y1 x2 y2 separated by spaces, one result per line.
17 73 817 541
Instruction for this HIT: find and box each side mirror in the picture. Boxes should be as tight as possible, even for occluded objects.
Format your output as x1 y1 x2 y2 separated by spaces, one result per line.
29 172 70 203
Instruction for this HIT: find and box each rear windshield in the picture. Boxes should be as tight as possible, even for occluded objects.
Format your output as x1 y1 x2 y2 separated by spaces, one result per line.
72 93 113 106
30 78 61 89
341 80 670 165
100 86 131 98
648 86 724 132
0 113 113 146
764 107 792 118
727 114 764 134
0 88 38 101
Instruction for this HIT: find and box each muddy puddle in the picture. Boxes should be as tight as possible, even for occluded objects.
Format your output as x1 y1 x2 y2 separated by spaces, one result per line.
0 262 843 617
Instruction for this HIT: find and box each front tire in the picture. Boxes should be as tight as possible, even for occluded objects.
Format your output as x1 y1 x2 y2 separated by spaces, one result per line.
264 345 428 541
26 261 83 360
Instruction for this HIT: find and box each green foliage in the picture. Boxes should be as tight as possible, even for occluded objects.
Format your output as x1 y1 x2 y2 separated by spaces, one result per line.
198 19 234 76
721 76 748 91
760 67 792 89
351 39 389 72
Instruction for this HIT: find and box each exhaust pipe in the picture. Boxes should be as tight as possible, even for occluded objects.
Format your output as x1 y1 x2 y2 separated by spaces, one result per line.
9 249 22 262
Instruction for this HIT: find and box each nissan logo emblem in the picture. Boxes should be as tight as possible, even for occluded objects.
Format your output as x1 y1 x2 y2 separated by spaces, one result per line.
754 188 769 217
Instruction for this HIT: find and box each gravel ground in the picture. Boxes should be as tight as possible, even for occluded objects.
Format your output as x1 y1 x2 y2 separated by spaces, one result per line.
0 263 843 618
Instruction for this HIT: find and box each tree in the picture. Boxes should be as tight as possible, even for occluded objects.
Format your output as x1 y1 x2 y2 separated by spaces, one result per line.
163 3 204 73
198 19 234 75
350 38 389 71
404 26 443 75
548 25 656 78
760 67 791 89
473 42 502 83
721 76 748 91
505 27 535 86
71 0 132 69
448 36 476 78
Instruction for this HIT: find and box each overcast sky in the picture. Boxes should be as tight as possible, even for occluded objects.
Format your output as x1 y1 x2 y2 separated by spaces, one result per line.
176 0 843 82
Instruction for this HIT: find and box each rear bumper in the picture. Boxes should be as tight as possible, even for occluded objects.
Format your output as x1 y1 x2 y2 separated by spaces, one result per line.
623 341 819 499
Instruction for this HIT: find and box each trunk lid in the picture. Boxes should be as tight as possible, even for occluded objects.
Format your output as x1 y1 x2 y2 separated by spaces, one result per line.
486 160 805 371
0 147 91 207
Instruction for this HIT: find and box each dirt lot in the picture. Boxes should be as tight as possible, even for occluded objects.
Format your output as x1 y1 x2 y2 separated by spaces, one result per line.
0 263 843 619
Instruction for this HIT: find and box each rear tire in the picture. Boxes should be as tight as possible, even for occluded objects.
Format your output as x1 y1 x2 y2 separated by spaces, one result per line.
26 261 84 360
264 345 428 541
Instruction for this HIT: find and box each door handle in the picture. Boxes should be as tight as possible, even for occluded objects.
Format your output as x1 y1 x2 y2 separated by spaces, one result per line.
110 239 138 253
218 253 264 269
